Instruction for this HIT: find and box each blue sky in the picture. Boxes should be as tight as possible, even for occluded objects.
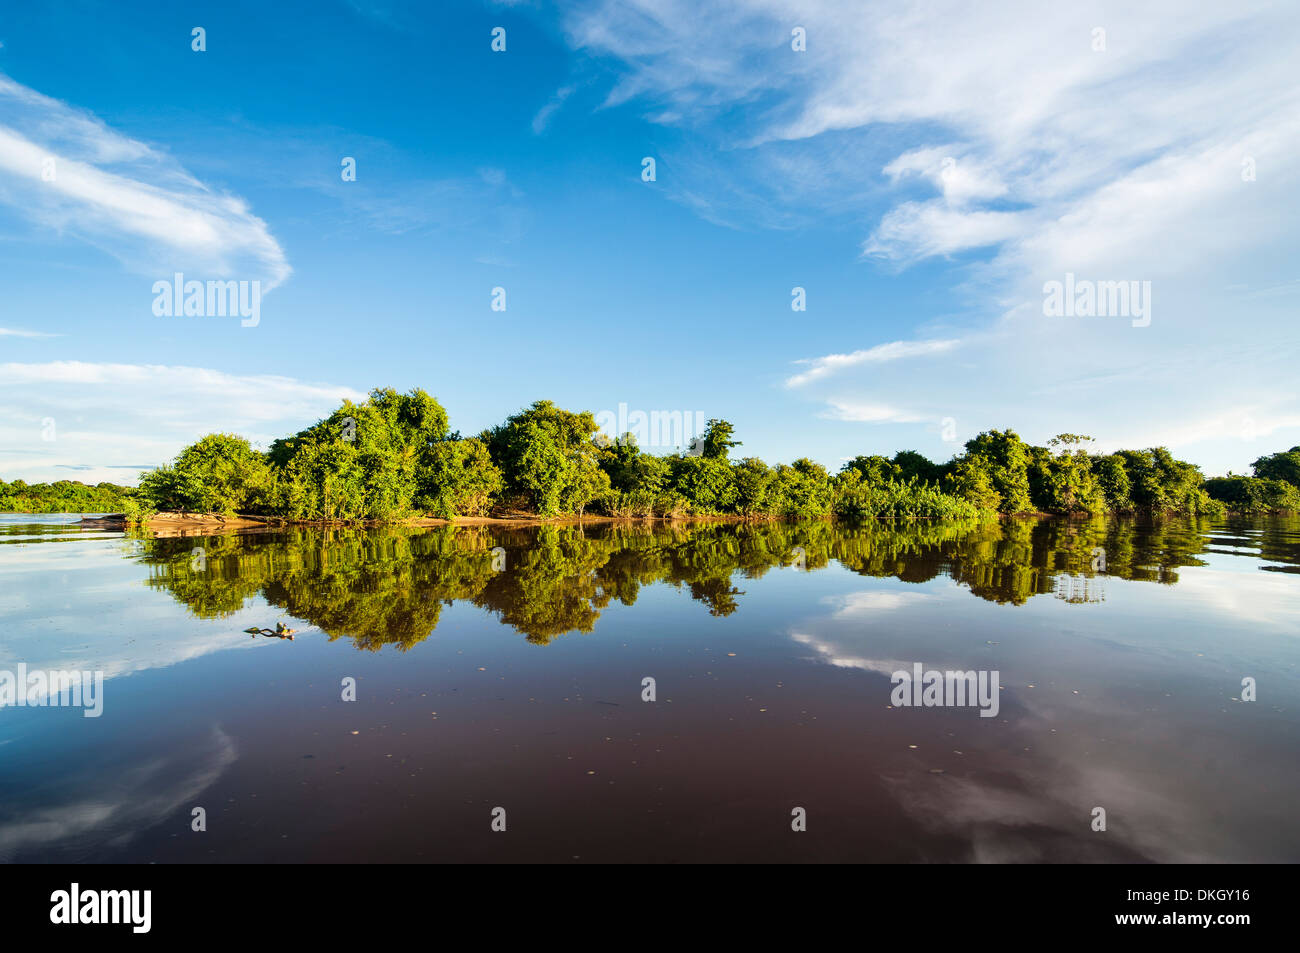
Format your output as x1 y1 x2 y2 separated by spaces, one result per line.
1 0 1297 484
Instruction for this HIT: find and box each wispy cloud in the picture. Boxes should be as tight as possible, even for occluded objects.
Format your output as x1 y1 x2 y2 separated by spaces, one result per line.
0 73 290 288
557 0 1300 471
820 401 929 425
829 590 931 616
533 85 576 134
0 726 237 861
560 1 1299 269
786 338 959 388
0 362 364 483
0 326 59 338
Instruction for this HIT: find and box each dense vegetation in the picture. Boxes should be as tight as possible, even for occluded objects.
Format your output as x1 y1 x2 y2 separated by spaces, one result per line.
1204 446 1300 513
0 479 131 513
10 387 1299 522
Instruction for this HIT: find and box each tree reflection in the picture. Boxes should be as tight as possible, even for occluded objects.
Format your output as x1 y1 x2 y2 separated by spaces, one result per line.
134 515 1291 649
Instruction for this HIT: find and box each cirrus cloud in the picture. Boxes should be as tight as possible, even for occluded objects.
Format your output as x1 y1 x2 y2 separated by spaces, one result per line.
786 338 960 388
0 73 291 289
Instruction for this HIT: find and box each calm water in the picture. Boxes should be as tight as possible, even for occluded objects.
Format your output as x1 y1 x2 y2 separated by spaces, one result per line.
1 513 1297 863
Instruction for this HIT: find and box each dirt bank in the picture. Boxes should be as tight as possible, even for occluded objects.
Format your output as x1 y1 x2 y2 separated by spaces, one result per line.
80 510 778 533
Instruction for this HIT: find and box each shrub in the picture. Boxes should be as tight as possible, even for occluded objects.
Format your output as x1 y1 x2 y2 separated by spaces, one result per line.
138 433 271 515
418 438 503 517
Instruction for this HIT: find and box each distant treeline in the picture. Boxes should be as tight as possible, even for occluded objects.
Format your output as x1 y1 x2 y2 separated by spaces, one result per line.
26 387 1300 522
0 479 132 513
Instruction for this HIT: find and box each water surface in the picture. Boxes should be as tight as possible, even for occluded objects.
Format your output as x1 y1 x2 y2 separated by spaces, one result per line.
1 513 1297 863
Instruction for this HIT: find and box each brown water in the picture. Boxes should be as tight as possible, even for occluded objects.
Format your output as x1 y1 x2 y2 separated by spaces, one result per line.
1 514 1297 862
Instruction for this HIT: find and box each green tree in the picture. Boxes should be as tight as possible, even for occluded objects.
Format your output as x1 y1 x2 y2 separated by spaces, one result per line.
944 457 1002 512
667 454 737 513
1092 454 1133 511
950 430 1033 513
485 401 610 516
1252 447 1300 487
732 457 775 515
600 433 669 495
1114 447 1218 514
891 450 944 486
268 388 450 520
1205 475 1300 513
700 419 741 460
841 455 896 484
770 458 834 517
1028 435 1105 513
418 438 503 517
139 433 271 515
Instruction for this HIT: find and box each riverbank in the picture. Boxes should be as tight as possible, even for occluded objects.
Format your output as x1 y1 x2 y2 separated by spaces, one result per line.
80 510 791 531
79 505 1293 535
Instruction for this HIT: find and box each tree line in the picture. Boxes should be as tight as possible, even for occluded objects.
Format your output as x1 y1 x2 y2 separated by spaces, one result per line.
0 479 132 514
12 387 1298 522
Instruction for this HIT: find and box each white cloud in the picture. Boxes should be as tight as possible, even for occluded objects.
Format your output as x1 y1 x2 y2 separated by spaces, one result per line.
786 338 959 387
829 590 931 616
0 725 237 860
533 85 576 134
882 146 1009 206
0 73 290 289
864 202 1030 261
0 362 364 483
790 631 909 675
557 0 1300 471
820 401 928 425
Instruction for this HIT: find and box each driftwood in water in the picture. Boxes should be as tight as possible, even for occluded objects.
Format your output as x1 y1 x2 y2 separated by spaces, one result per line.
244 623 296 640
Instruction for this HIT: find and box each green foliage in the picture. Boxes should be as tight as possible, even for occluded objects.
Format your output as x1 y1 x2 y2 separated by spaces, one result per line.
1027 437 1106 514
933 432 1227 517
268 388 451 521
601 488 665 518
1113 447 1221 515
890 450 946 485
955 429 1035 513
842 454 896 484
502 420 568 515
666 454 738 514
842 450 947 490
1252 447 1300 486
700 418 741 459
138 433 272 515
731 457 776 515
119 493 157 524
271 437 368 520
834 472 987 522
770 458 834 518
0 478 131 513
943 456 1002 512
1205 475 1300 513
594 433 670 517
417 438 503 518
1092 453 1134 511
485 401 610 516
141 514 1294 648
599 433 669 496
